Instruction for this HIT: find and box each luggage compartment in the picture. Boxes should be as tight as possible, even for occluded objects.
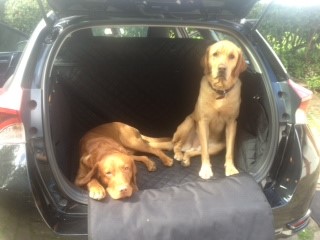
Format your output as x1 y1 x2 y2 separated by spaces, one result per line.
48 30 270 191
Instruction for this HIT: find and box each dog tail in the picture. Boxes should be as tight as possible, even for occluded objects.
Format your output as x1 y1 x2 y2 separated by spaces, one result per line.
141 135 173 150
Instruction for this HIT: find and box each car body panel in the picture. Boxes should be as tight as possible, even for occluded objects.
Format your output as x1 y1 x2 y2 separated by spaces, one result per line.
272 126 320 237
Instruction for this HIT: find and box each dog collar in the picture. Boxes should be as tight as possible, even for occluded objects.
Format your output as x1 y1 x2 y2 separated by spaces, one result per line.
208 82 235 99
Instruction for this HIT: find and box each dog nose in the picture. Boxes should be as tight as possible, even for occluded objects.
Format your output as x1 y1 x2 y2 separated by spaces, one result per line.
218 65 226 79
218 66 226 72
119 185 128 193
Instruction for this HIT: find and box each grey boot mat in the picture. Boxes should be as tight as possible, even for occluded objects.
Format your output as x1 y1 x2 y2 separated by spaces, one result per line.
89 155 274 240
136 153 226 190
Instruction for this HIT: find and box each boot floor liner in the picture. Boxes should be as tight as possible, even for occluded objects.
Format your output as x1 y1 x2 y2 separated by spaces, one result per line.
136 152 226 190
89 154 274 240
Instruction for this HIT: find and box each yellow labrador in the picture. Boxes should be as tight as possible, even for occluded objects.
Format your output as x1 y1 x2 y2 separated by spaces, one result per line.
172 40 247 179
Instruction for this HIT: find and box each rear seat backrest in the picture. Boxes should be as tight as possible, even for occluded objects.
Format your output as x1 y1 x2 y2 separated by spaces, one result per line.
55 37 214 136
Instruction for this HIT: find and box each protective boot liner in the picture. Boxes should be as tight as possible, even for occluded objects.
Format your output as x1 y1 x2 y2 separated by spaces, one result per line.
88 172 274 240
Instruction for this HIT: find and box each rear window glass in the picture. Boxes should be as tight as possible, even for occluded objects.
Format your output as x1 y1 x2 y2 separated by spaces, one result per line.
0 22 28 52
91 26 178 38
92 26 148 37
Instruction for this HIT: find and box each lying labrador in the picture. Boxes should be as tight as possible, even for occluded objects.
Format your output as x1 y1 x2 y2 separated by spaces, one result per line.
75 122 173 200
172 40 247 179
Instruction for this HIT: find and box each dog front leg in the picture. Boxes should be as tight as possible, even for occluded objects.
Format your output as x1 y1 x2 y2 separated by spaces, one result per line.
87 178 107 200
225 119 239 176
198 120 213 179
172 115 194 161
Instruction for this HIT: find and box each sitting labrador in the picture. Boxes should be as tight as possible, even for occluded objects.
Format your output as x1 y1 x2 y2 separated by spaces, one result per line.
172 40 247 179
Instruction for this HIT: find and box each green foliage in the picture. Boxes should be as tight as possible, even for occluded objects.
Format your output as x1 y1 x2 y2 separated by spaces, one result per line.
186 28 203 39
0 0 6 21
248 3 320 91
307 76 320 91
122 27 147 37
4 0 49 35
298 228 314 240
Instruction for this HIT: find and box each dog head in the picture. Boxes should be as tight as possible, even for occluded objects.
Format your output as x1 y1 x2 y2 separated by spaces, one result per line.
97 153 138 199
81 152 138 200
201 40 247 89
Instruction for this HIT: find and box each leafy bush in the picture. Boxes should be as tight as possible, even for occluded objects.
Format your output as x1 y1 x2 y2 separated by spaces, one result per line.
307 76 320 91
248 3 320 91
0 1 5 21
4 0 49 35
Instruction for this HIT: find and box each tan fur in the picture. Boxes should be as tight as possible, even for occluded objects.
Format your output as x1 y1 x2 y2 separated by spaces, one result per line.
75 122 173 200
172 40 247 179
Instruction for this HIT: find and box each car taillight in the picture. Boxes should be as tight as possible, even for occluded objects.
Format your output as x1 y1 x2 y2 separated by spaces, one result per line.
286 209 311 232
288 79 313 124
0 108 25 144
0 88 25 144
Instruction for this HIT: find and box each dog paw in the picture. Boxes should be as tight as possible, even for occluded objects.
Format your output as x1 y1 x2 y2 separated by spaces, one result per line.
89 186 106 200
147 161 157 171
181 156 190 167
225 164 239 176
163 157 174 167
174 152 183 161
199 164 213 179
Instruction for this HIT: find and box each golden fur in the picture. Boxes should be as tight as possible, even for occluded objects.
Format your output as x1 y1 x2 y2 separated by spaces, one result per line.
172 40 247 179
75 122 173 200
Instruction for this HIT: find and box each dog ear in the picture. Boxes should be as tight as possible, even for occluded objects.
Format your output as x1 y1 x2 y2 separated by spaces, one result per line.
201 46 211 75
232 50 247 77
75 162 99 186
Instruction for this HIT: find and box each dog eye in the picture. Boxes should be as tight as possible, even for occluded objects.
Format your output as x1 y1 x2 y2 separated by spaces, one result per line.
105 171 112 176
229 54 235 60
123 166 130 171
213 52 218 57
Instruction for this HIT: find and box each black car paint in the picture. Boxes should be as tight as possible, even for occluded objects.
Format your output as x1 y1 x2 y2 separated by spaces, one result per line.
47 0 259 19
272 125 320 233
